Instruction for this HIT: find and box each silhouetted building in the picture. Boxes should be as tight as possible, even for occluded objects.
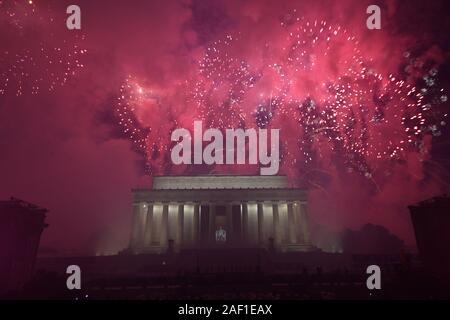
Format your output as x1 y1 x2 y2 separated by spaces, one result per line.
341 224 405 254
129 175 312 253
0 198 48 294
409 195 450 280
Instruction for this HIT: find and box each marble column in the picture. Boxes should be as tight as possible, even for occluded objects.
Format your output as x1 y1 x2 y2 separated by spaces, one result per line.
278 203 288 245
160 203 169 249
287 202 297 244
293 201 300 243
247 203 259 245
193 203 200 243
263 202 274 242
144 203 154 247
226 204 233 243
300 202 310 244
151 204 162 246
257 202 264 245
177 203 184 249
209 203 216 243
167 204 177 245
272 202 280 246
138 204 148 249
242 202 248 242
183 203 195 246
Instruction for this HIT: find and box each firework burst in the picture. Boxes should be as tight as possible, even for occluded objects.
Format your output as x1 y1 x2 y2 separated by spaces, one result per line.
115 12 448 183
0 0 87 96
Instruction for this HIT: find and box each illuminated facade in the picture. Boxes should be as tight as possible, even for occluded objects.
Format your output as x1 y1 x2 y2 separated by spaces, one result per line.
129 175 312 253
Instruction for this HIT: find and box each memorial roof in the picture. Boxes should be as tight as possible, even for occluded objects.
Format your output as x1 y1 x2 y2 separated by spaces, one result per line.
151 175 289 190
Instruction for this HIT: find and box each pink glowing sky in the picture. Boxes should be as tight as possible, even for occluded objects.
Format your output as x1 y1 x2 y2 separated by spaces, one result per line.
0 0 449 255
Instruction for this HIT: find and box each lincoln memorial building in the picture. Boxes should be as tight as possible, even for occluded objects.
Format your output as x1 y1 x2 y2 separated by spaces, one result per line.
129 175 312 253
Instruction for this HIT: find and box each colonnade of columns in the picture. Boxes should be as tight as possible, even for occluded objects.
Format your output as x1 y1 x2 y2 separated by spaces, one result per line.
130 201 310 253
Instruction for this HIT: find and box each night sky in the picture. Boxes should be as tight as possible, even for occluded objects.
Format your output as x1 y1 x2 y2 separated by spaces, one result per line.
0 0 449 256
